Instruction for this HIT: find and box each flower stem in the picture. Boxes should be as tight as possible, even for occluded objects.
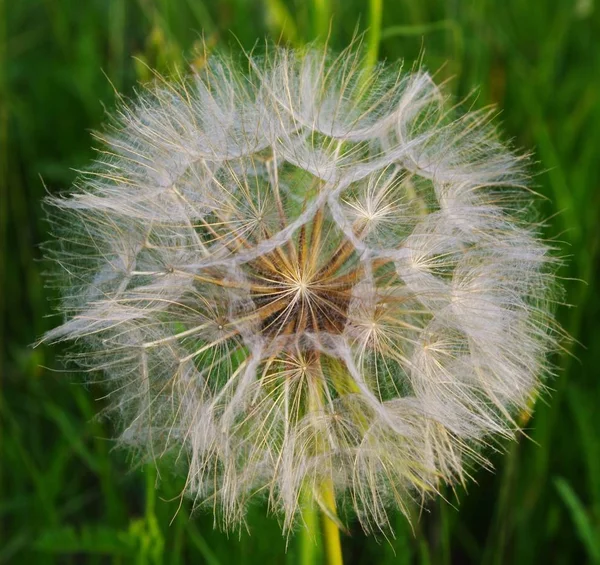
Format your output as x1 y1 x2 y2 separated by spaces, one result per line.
300 492 318 565
307 354 344 565
320 479 343 565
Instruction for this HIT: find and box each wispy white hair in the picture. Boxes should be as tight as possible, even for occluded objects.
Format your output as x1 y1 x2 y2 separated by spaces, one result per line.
42 44 559 533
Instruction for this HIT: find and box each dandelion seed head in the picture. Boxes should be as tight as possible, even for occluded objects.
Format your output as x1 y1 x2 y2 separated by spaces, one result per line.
43 44 559 533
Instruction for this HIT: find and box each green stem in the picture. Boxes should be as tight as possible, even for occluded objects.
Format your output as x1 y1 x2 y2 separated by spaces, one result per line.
304 358 345 565
320 479 343 565
314 363 344 565
300 492 319 565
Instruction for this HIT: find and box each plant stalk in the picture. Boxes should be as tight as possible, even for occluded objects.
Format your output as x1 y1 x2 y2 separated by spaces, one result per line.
305 354 344 565
320 479 343 565
300 493 318 565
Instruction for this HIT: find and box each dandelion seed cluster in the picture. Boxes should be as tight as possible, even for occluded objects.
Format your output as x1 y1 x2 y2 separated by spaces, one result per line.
44 46 557 532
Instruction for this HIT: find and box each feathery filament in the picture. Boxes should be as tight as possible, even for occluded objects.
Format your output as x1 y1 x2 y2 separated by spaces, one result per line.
43 46 557 533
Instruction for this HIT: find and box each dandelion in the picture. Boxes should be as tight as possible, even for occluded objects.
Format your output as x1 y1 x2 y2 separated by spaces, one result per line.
42 44 557 554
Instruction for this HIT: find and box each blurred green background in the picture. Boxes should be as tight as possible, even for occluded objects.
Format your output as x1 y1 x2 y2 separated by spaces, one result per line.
1 0 599 563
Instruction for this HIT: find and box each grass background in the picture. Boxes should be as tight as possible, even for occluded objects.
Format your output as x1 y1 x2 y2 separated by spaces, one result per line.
1 0 599 563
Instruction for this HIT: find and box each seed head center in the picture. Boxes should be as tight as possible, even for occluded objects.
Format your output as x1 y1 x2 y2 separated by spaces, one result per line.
294 275 310 295
243 211 361 337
